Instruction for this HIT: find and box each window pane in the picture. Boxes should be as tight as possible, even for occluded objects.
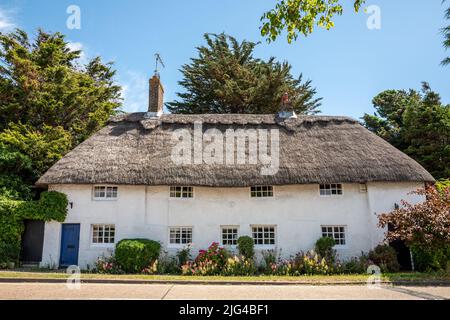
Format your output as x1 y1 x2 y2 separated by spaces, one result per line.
92 225 115 244
250 186 273 198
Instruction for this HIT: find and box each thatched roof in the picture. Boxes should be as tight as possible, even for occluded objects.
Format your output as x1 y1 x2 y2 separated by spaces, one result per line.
37 113 434 187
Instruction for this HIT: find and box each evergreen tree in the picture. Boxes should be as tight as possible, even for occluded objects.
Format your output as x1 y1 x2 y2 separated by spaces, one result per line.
442 1 450 65
0 29 122 199
362 83 450 179
167 33 321 114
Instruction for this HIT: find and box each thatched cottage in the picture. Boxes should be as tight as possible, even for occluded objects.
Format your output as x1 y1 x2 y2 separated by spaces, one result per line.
36 75 434 269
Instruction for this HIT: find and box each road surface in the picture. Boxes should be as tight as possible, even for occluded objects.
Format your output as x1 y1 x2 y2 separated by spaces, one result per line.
0 283 449 300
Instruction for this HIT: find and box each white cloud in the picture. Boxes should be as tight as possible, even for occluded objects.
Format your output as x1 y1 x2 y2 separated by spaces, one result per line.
119 71 147 113
0 7 16 32
67 41 88 65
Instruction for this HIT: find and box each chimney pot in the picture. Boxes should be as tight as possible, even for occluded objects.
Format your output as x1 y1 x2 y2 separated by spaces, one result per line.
278 92 297 119
148 74 164 115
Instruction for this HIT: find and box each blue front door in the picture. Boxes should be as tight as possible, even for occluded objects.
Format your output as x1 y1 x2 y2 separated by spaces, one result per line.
60 224 80 267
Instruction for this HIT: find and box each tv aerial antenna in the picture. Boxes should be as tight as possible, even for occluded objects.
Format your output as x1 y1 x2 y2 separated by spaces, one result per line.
154 53 165 77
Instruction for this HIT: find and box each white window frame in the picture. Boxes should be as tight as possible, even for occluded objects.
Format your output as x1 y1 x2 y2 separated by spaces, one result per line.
321 225 347 246
92 185 118 200
251 225 276 247
319 183 343 196
91 224 115 247
250 185 274 198
169 186 194 199
220 226 239 247
168 226 193 247
359 183 367 193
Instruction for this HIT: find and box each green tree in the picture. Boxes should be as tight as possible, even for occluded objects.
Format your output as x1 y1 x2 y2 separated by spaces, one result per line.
260 0 365 43
0 29 121 144
378 185 450 271
167 33 321 114
442 1 450 65
362 83 450 179
0 29 122 199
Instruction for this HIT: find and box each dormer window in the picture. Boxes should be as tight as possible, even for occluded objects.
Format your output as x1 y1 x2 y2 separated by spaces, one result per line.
170 186 193 198
250 185 273 198
319 183 343 196
93 186 118 200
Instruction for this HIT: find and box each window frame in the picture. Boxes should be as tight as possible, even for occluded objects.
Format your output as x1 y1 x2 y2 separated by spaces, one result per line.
319 183 343 197
168 226 193 247
91 224 116 247
251 225 276 247
169 186 194 199
92 185 118 201
321 225 347 246
220 226 239 247
359 183 367 193
250 185 274 198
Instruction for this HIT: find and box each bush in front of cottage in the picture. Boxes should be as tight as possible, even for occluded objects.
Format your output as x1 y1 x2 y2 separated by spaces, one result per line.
236 236 254 260
114 239 161 273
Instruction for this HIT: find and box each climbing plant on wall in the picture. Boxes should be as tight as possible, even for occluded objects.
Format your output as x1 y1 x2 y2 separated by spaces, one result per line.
0 191 68 264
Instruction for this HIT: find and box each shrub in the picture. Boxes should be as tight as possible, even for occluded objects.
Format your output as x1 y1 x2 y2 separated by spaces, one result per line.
223 256 256 276
315 237 336 263
263 250 333 275
0 191 68 264
114 239 161 273
0 242 21 264
411 245 450 272
157 251 180 274
261 249 277 273
142 260 158 274
94 255 123 274
181 242 229 275
176 245 191 267
237 236 254 260
292 250 332 275
340 254 370 274
368 244 400 273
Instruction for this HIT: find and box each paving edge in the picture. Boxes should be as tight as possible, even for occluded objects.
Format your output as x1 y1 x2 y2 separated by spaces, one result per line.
0 277 449 286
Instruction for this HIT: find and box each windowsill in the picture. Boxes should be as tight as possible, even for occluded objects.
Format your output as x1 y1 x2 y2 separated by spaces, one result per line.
254 245 276 249
319 194 344 197
221 245 237 249
90 243 115 248
168 243 192 249
92 198 118 201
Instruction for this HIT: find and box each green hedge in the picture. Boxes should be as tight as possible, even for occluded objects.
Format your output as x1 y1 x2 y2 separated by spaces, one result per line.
0 191 68 263
115 239 161 273
237 236 254 260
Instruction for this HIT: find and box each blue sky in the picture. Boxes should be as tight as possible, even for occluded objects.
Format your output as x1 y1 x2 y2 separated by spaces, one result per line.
0 0 448 119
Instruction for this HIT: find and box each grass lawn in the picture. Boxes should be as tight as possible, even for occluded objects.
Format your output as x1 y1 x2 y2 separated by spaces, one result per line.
0 270 448 283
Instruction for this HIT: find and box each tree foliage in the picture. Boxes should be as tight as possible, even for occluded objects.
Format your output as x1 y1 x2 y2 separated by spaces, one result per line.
0 29 122 199
167 33 321 114
260 0 365 43
362 83 450 179
0 29 121 263
442 1 450 65
378 185 450 271
0 191 68 263
378 186 449 251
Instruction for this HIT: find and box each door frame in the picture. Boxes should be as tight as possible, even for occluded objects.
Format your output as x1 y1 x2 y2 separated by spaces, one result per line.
59 223 80 267
21 219 45 263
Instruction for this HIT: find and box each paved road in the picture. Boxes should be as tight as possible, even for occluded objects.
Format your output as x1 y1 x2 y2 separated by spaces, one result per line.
0 283 449 300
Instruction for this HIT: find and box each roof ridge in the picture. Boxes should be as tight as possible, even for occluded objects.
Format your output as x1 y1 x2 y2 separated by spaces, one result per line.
109 112 358 125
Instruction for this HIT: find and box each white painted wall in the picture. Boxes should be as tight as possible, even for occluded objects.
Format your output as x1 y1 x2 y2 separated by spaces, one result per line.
40 182 424 269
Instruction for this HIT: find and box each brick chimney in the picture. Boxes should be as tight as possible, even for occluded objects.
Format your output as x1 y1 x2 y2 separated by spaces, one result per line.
148 74 164 115
278 92 297 119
